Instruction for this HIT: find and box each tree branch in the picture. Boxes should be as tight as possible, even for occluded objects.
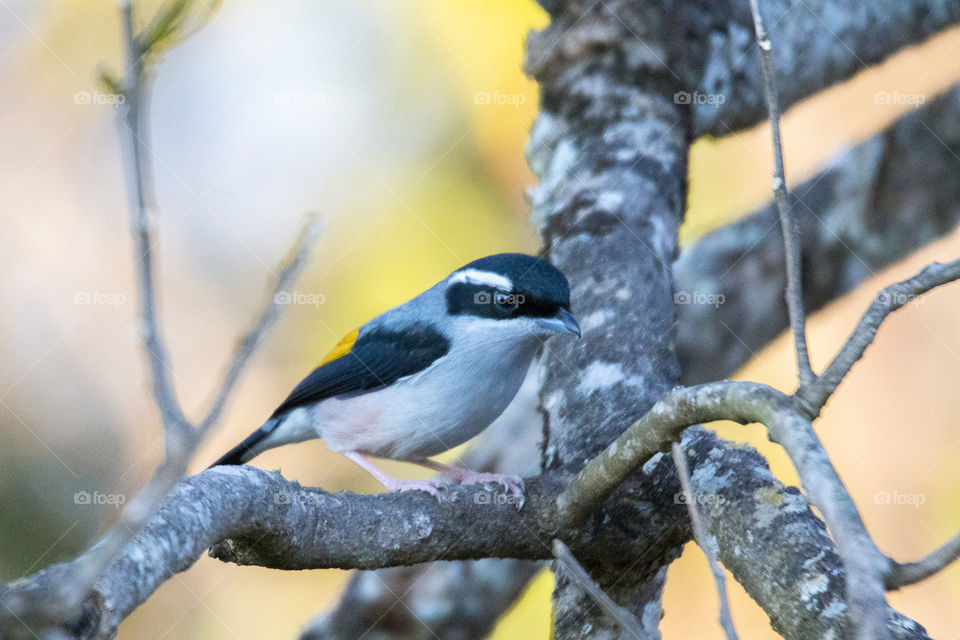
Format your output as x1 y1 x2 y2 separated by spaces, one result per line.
676 85 960 384
685 0 960 137
317 80 960 634
1 403 936 640
554 377 956 638
119 0 188 442
888 529 960 589
801 259 960 410
746 0 814 388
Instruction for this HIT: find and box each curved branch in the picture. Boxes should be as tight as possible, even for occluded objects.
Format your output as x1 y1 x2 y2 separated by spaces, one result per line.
888 530 960 589
746 0 814 388
689 0 960 137
557 380 895 638
320 81 960 635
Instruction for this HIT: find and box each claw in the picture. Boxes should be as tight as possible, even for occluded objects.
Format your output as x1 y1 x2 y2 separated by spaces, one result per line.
381 477 447 503
458 471 525 509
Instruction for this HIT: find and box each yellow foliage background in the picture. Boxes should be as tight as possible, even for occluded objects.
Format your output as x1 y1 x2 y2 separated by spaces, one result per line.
1 1 960 638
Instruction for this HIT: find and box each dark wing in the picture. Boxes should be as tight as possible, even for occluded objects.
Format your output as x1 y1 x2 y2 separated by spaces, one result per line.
270 323 450 418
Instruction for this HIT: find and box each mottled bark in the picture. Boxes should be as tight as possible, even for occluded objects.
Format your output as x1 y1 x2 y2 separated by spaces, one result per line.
525 1 690 636
309 79 960 637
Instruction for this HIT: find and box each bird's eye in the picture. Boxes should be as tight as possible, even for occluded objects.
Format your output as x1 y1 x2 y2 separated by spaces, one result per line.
493 289 517 313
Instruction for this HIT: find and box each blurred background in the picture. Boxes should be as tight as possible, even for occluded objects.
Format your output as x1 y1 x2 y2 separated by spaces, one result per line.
2 1 960 638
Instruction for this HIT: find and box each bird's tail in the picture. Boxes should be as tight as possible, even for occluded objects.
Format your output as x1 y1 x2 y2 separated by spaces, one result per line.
207 417 282 468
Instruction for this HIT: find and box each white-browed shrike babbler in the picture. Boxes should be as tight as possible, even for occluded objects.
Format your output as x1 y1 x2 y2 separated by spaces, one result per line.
209 253 580 502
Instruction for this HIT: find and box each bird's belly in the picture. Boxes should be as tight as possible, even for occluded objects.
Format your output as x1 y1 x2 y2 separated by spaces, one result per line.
313 342 535 459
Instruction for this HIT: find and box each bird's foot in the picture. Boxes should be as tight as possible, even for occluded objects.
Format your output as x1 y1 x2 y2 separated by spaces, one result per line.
456 471 525 509
380 476 447 503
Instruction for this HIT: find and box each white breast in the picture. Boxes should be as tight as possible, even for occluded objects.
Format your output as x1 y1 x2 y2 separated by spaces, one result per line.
313 318 542 460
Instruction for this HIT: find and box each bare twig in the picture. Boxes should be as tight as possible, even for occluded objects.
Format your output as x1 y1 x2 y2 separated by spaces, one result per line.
119 1 189 444
676 84 960 386
198 213 324 433
54 0 324 622
671 443 739 640
801 259 960 410
747 0 815 389
551 540 647 640
888 529 960 589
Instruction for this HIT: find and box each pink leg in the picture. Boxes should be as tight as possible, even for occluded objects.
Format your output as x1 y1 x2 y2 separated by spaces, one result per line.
343 451 446 502
410 458 525 508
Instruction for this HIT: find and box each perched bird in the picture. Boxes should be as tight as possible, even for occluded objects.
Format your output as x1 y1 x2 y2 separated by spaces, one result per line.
209 253 579 501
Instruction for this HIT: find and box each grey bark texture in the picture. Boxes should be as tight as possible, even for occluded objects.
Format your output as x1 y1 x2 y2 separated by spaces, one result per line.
525 0 690 635
304 80 960 638
533 0 960 138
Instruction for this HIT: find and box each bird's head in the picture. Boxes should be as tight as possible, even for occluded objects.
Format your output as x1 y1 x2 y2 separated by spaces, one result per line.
444 253 580 338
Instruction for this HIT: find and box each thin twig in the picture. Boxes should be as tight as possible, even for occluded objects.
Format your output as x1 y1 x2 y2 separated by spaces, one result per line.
747 0 815 389
671 443 739 640
57 0 325 619
887 528 960 589
551 539 647 640
801 259 960 410
198 213 325 433
118 1 190 446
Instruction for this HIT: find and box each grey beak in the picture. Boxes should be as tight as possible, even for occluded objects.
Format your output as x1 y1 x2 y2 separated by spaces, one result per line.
537 307 581 337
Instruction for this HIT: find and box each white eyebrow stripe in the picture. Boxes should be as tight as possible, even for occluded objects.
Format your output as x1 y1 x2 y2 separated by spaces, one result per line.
450 269 513 290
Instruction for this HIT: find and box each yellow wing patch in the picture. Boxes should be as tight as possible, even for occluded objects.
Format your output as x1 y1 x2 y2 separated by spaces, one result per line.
317 328 360 367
